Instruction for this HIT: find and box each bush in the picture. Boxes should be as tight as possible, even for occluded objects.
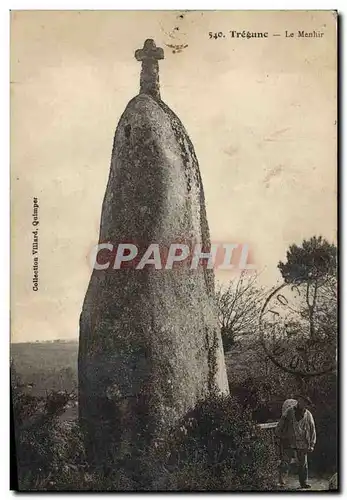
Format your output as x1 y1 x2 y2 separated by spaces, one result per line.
152 394 277 491
306 373 337 475
12 380 278 491
12 365 86 490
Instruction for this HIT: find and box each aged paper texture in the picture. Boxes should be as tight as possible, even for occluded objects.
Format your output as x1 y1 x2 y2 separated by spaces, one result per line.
11 11 337 492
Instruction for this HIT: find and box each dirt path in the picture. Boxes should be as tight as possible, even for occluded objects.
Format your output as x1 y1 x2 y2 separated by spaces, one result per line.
275 475 329 491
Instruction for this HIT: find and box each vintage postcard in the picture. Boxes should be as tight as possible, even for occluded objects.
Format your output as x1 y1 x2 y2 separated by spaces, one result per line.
10 10 338 491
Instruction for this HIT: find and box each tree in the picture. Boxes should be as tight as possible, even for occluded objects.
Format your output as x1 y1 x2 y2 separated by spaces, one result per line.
256 236 337 378
216 271 268 351
278 236 337 340
278 236 337 285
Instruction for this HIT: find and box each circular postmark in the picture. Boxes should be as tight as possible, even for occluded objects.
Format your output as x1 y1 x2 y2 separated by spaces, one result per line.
259 282 336 377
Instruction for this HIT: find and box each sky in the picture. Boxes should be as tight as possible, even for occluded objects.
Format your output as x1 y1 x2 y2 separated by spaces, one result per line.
10 10 337 342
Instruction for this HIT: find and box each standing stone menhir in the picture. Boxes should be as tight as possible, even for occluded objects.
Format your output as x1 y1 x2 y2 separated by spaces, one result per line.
78 39 229 468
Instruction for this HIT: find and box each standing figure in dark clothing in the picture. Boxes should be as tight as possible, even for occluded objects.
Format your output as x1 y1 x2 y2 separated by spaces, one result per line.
275 395 316 489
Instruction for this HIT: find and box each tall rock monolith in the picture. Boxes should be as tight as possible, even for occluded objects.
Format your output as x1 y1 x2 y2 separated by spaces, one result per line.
78 39 229 469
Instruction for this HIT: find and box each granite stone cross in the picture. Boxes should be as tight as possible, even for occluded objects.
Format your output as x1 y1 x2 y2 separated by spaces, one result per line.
135 39 164 100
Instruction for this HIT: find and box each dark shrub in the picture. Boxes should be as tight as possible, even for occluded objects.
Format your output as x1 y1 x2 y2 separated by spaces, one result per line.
307 373 337 475
12 366 86 490
153 394 277 491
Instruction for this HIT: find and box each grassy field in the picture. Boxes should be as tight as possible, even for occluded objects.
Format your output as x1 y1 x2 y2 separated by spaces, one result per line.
11 340 78 397
11 340 78 372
